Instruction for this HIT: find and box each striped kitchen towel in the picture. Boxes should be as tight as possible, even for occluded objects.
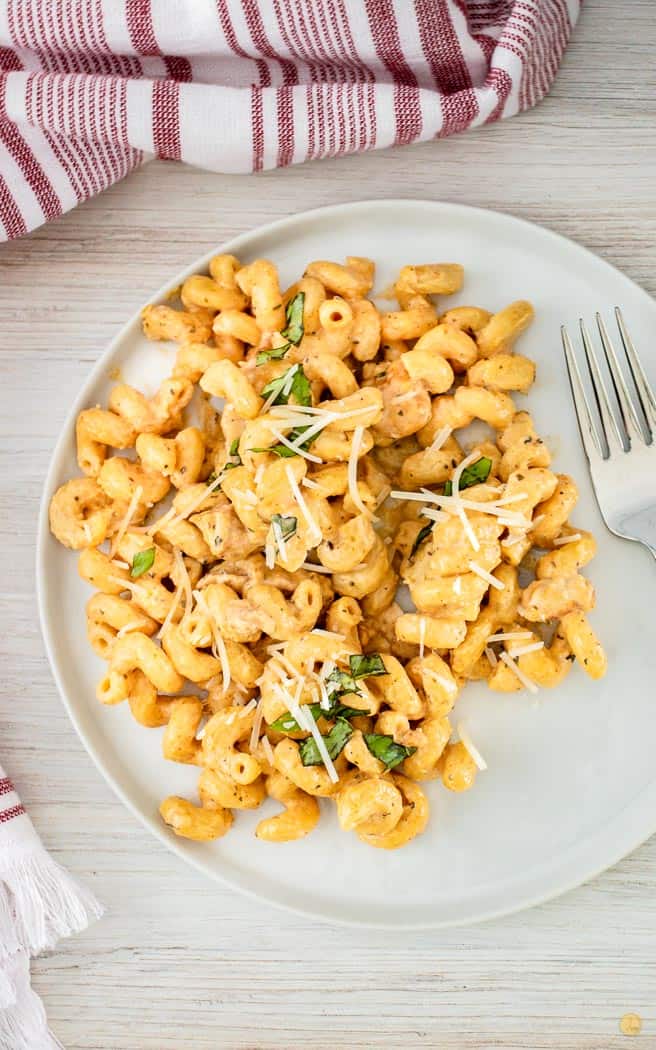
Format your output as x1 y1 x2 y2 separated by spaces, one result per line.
0 766 103 1049
0 0 580 239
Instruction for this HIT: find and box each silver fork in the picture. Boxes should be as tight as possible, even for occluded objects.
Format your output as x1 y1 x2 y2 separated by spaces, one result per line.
561 308 656 558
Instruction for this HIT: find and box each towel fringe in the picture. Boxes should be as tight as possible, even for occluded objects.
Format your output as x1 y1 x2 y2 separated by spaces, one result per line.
0 843 103 957
0 951 64 1049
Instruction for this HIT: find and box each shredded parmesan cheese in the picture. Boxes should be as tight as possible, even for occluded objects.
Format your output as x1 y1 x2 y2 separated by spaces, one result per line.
553 533 582 546
262 736 275 765
508 640 544 658
111 559 130 570
374 485 391 509
270 404 336 417
458 507 480 552
268 428 323 463
484 646 498 667
285 464 322 544
392 389 418 405
499 651 539 694
274 364 296 397
311 629 345 640
468 561 504 590
286 677 310 731
391 488 532 527
176 550 193 623
457 722 488 771
302 706 339 783
418 617 426 660
429 426 452 451
115 621 144 638
194 586 231 694
347 426 370 517
214 630 232 695
420 507 447 524
271 518 290 565
451 450 482 497
300 561 334 574
110 484 143 557
249 701 265 751
151 473 223 534
301 477 321 490
487 631 533 642
265 528 276 569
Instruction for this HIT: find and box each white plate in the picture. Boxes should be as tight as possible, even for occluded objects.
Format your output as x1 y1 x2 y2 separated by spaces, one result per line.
38 199 656 929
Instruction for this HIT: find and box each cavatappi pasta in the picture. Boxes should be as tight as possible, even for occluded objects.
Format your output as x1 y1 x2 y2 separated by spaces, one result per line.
49 253 607 850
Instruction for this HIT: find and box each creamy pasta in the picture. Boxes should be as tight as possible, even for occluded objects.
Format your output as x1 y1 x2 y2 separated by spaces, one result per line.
49 252 607 850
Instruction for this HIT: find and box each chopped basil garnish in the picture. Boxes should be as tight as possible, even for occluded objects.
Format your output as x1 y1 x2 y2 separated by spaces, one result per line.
326 667 359 696
349 653 387 679
331 701 369 721
299 717 353 766
255 294 306 365
271 513 297 541
410 521 434 559
443 456 492 496
250 424 315 459
207 440 241 483
130 547 155 578
282 291 305 345
261 365 312 408
256 342 291 367
268 693 368 736
269 703 324 734
364 733 417 771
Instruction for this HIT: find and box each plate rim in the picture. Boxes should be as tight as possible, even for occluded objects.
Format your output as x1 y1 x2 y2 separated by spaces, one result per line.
36 197 656 929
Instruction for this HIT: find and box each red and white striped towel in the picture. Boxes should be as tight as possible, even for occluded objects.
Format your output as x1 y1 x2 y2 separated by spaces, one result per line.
0 766 102 1049
0 0 579 241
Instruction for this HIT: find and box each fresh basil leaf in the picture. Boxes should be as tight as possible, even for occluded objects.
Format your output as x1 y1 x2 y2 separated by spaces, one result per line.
299 717 353 766
349 653 387 679
271 513 297 540
268 694 367 737
410 521 434 559
250 442 298 458
269 703 324 734
289 368 312 406
326 668 359 696
261 365 312 408
260 370 291 405
130 547 155 579
250 424 315 459
256 342 291 367
332 701 369 720
443 456 492 497
229 438 240 457
282 291 305 346
364 733 417 771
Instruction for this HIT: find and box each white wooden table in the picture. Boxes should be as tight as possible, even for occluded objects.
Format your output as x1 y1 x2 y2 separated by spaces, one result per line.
2 3 656 1047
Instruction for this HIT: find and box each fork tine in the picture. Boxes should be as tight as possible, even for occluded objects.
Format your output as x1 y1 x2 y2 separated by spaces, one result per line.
561 326 603 461
595 313 645 444
579 319 625 452
615 307 656 440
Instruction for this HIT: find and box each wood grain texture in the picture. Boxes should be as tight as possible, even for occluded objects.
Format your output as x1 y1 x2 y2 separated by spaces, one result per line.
1 2 655 1046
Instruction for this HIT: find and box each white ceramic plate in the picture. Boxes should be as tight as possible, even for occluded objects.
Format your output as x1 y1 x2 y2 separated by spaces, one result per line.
38 200 656 929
